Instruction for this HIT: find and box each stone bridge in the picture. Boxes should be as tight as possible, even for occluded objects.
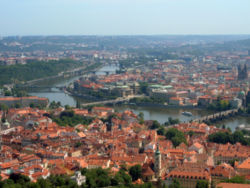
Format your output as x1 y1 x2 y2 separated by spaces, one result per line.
193 108 239 123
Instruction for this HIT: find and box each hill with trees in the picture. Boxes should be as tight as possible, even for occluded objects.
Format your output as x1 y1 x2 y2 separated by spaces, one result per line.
0 59 83 85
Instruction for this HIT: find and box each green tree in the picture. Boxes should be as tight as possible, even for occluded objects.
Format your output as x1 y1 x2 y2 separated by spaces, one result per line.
196 180 208 188
165 128 187 147
80 168 88 175
225 175 247 184
138 112 144 124
157 126 166 135
65 105 71 110
208 131 250 146
0 104 9 111
4 90 12 96
9 173 30 185
169 179 181 188
30 103 35 108
118 169 132 186
37 178 52 188
150 120 160 130
15 103 21 108
129 164 142 181
139 82 149 94
188 130 194 137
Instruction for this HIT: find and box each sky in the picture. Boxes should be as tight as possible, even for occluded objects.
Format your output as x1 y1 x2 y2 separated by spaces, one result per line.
0 0 250 36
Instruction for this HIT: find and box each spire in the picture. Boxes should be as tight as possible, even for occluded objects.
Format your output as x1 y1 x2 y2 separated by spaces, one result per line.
154 142 161 179
155 142 160 155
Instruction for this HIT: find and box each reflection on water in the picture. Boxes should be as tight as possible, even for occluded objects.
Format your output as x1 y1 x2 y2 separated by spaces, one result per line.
114 105 213 124
30 92 77 107
29 64 119 106
214 116 250 131
113 105 250 131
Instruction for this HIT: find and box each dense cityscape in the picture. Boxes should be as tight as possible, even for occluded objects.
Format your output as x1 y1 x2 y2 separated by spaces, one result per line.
0 35 249 188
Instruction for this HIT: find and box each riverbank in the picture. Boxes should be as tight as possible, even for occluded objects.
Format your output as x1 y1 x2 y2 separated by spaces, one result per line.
124 102 199 109
24 62 102 87
66 90 106 101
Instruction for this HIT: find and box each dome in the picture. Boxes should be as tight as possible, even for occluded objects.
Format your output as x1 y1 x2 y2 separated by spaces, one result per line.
238 91 245 98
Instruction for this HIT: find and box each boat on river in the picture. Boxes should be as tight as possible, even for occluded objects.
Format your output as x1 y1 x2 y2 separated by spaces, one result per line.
182 111 193 116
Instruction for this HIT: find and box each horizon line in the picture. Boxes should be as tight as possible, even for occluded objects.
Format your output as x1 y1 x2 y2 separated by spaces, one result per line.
1 34 250 38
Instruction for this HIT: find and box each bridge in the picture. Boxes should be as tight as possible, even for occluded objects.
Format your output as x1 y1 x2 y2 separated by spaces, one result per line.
81 95 144 107
193 108 239 123
16 86 64 89
15 85 65 92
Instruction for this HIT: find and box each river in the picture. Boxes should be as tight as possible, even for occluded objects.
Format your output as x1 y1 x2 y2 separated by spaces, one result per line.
29 64 250 131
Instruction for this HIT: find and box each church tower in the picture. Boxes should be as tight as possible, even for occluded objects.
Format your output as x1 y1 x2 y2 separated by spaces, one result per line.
238 64 248 80
154 143 161 179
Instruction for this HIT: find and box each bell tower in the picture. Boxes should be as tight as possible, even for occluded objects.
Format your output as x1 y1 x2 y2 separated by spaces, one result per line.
154 143 161 179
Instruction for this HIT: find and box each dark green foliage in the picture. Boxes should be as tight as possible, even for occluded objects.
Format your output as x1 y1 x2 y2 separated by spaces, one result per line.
169 179 181 188
207 99 231 111
224 175 249 184
164 117 180 126
0 167 154 188
196 180 208 188
15 103 21 108
247 106 250 114
208 131 250 146
53 110 93 127
150 120 161 130
188 130 194 137
0 104 9 111
165 128 187 147
157 126 166 135
129 165 142 181
228 159 239 167
4 90 11 96
116 169 132 186
0 59 83 86
84 168 111 187
139 82 149 94
9 173 30 184
80 168 87 176
86 90 117 100
29 103 35 108
6 87 29 97
130 97 165 104
74 142 82 148
138 112 144 124
0 174 77 188
49 101 62 109
46 175 78 188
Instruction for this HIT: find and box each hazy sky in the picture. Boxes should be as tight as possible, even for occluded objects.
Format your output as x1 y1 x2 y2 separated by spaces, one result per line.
1 0 250 36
